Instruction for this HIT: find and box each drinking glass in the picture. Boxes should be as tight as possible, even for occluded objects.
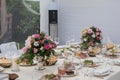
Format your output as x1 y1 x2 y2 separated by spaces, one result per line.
96 53 103 62
66 35 75 46
81 68 89 80
34 56 45 70
53 37 59 45
58 66 66 76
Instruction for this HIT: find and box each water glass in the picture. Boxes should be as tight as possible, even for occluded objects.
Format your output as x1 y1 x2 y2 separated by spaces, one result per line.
53 37 59 45
58 66 66 76
96 54 103 62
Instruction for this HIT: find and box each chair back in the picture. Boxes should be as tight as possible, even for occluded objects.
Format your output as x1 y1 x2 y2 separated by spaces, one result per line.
0 42 18 53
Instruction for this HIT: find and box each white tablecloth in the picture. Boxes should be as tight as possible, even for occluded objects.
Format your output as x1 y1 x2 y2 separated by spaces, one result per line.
1 57 120 80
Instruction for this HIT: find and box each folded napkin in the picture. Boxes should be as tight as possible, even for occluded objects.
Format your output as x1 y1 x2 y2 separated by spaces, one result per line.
0 74 9 80
114 59 120 64
94 67 110 75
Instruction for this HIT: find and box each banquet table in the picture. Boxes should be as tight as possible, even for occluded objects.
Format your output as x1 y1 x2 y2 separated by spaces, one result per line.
1 44 120 80
1 57 120 80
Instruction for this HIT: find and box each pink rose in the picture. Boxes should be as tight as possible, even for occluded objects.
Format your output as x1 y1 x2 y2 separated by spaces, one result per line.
23 47 28 53
34 34 40 39
87 29 93 34
44 36 50 40
44 44 51 50
89 41 94 46
25 36 33 48
33 48 38 53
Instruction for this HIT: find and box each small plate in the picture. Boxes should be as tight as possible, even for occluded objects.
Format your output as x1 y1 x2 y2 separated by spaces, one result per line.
94 70 110 77
19 62 37 66
94 68 111 77
84 62 100 68
35 67 46 70
61 73 78 77
39 74 60 80
60 70 78 77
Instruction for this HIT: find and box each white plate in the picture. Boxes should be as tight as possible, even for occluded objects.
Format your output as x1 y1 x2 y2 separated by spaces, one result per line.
94 69 110 77
0 66 4 72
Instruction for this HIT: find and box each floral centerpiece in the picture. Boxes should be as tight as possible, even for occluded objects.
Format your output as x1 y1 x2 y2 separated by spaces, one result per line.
17 32 57 65
81 26 102 50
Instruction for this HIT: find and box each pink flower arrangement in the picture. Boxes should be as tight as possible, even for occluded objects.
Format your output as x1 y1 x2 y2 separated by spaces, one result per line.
18 32 57 64
81 26 102 49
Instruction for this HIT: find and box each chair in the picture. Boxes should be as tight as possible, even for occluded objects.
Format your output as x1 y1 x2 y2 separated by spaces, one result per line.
0 42 21 58
0 42 18 53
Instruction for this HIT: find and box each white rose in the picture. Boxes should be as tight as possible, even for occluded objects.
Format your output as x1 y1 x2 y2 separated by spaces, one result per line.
92 34 95 38
40 47 43 50
84 38 87 41
34 42 39 46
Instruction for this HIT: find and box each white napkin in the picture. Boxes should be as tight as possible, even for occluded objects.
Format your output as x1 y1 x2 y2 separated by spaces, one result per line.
0 74 9 80
114 59 120 64
57 45 70 49
72 58 80 63
94 67 110 75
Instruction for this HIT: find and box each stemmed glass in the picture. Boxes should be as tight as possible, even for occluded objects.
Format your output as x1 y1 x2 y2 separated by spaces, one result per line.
96 52 103 63
53 37 59 45
66 35 75 46
81 68 89 80
34 56 45 70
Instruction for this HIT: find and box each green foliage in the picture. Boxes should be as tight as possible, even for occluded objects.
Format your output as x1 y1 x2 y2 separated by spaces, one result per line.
6 0 40 33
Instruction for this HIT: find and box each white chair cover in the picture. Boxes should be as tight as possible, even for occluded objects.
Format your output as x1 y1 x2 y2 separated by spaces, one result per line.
0 42 18 53
0 42 22 58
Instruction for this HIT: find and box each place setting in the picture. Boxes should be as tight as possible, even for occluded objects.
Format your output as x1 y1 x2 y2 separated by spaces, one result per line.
83 66 113 79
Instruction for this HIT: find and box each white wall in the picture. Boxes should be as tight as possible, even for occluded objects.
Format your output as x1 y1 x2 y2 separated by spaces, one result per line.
40 0 51 35
40 0 120 45
40 0 58 37
58 0 120 45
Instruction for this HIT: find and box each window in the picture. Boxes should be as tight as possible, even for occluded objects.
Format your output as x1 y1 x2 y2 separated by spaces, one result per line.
0 0 40 48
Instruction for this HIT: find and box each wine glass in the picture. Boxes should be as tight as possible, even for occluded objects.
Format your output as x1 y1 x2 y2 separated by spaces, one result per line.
34 56 45 70
53 37 59 45
81 68 88 80
96 52 103 63
66 35 75 46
